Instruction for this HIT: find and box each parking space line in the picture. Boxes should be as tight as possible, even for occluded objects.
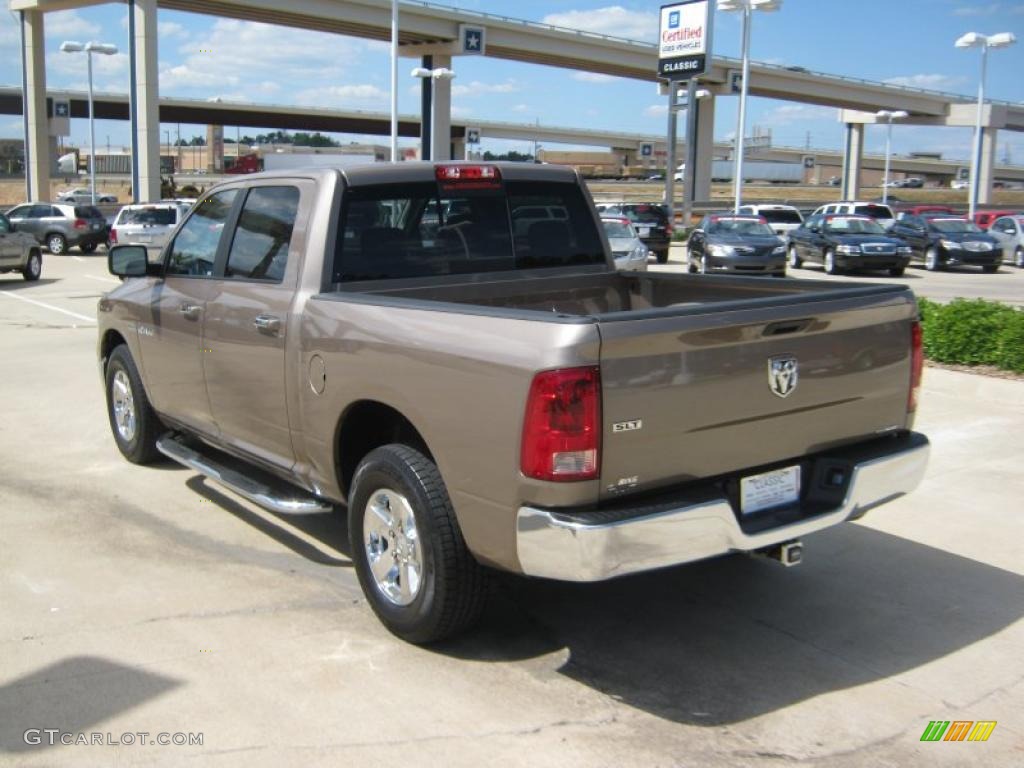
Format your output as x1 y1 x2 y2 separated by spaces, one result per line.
0 291 97 324
72 256 84 262
84 274 120 285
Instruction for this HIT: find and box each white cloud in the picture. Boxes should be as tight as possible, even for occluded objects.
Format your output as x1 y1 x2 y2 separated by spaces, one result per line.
451 79 521 97
511 103 532 113
542 6 658 42
45 10 101 40
644 104 667 117
160 19 366 98
759 104 837 126
572 72 617 84
883 73 967 91
159 21 188 39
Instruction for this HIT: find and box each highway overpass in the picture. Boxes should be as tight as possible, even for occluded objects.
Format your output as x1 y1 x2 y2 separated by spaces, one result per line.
10 0 1024 203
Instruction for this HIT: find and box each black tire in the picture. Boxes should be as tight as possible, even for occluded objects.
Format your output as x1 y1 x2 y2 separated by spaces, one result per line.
348 444 486 644
889 266 906 277
46 233 67 255
21 250 42 282
787 244 802 269
824 249 840 275
655 250 669 264
982 264 999 274
79 242 98 254
105 345 163 464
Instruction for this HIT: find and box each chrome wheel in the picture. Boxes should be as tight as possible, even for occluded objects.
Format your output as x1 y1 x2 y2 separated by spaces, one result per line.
47 234 66 254
1016 248 1024 268
824 250 837 274
700 254 709 274
788 244 801 268
363 488 423 607
925 247 939 271
111 369 136 442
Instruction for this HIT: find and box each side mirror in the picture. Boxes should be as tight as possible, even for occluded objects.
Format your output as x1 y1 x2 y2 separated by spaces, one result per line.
808 225 820 233
108 244 151 278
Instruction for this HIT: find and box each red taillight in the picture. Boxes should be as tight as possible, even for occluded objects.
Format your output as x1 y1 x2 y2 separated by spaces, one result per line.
909 321 924 412
109 228 118 244
521 366 601 482
73 218 88 230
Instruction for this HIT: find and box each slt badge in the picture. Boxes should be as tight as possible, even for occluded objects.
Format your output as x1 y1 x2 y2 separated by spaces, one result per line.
768 355 798 398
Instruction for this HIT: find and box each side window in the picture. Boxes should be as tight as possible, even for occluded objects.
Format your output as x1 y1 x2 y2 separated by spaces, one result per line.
7 206 29 219
166 189 238 277
224 186 300 282
30 205 53 218
0 214 10 233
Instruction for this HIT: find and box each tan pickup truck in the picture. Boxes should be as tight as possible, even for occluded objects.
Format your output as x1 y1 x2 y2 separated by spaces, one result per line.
98 163 929 643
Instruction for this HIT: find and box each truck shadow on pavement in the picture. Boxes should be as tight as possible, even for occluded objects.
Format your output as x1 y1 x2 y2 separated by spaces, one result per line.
0 657 181 753
442 523 1024 726
184 476 353 568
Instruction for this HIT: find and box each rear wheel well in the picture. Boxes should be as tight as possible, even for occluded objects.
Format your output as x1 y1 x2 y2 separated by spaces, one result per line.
100 330 127 369
336 401 433 499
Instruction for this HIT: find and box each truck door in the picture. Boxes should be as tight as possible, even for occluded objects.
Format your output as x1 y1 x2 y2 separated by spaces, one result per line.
202 183 307 470
135 188 239 436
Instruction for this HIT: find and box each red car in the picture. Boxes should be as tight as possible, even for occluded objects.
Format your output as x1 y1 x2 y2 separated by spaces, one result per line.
974 210 1022 230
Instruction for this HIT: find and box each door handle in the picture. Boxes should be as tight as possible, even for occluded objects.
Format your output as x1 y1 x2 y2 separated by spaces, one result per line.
253 314 281 335
178 302 202 320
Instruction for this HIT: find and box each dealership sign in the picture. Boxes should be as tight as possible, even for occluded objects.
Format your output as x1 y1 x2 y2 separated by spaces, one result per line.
658 1 713 80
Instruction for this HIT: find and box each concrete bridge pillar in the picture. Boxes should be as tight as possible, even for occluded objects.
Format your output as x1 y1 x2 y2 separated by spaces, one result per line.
977 127 998 206
129 0 160 202
841 122 864 200
692 94 715 204
21 11 49 202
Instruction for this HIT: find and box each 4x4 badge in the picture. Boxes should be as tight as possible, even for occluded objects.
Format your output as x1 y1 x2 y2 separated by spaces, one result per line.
768 356 798 398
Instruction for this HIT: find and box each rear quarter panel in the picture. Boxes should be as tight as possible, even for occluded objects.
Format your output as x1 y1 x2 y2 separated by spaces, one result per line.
297 297 602 570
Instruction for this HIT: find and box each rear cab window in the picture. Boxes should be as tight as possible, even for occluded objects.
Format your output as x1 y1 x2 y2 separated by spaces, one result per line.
117 207 177 226
759 209 803 224
333 174 605 282
74 206 104 220
224 186 300 282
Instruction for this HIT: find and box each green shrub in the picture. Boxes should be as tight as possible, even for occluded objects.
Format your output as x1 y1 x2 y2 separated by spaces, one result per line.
917 297 1024 372
993 309 1024 373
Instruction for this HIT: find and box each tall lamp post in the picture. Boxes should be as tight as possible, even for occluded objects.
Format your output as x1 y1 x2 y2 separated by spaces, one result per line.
717 0 782 213
955 31 1016 219
876 110 908 204
60 41 118 205
411 66 456 161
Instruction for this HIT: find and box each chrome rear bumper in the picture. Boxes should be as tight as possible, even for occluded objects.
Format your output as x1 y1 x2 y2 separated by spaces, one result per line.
515 433 929 582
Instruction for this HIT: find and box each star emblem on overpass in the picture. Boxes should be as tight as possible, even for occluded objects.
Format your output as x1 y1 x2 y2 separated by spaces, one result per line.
467 33 480 49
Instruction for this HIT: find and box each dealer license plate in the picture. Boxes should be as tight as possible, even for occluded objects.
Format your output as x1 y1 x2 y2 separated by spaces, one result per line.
638 226 650 237
740 466 800 515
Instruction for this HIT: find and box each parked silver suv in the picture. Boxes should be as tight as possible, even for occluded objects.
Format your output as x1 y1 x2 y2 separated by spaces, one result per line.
5 202 108 254
109 203 187 257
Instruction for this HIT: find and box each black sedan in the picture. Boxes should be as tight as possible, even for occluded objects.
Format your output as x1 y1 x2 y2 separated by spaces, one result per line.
787 214 912 276
889 215 1001 273
686 215 786 276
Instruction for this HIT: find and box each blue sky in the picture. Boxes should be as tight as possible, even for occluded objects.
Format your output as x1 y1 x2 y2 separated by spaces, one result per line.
1 0 1022 162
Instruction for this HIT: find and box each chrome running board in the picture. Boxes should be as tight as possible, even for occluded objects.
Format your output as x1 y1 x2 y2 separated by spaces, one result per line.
156 434 333 515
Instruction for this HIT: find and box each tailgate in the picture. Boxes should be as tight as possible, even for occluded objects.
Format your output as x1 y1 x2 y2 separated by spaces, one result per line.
597 292 916 498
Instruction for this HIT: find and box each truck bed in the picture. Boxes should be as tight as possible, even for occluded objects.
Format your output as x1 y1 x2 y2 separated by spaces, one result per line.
326 270 917 501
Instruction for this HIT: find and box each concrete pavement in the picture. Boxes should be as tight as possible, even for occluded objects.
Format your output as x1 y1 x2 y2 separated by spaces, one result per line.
1 254 1022 766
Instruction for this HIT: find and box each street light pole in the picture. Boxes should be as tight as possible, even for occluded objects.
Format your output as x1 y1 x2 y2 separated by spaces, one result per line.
718 0 782 213
60 41 117 205
390 0 399 162
876 110 908 205
955 31 1016 219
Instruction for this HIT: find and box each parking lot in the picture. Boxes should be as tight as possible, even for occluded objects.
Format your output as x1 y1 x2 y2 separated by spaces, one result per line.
1 253 1023 766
